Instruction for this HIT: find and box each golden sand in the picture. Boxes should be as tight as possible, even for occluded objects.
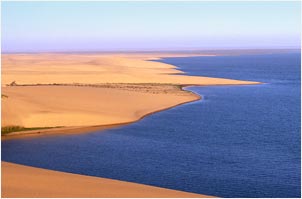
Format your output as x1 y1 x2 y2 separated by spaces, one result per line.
2 53 260 132
2 162 213 198
2 53 258 86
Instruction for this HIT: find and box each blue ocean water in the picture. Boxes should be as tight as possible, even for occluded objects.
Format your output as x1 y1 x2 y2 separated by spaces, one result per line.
2 53 301 198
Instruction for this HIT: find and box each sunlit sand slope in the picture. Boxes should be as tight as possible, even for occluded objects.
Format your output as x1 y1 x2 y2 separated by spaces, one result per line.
2 53 260 130
2 162 212 198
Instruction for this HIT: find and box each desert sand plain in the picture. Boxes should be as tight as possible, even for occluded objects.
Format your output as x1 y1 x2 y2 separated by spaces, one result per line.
2 53 260 197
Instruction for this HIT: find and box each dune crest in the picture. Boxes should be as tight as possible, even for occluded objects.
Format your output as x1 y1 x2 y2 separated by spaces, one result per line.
2 162 213 198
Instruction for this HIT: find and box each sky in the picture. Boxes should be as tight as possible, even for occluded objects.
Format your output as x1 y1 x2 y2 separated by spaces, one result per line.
2 1 301 52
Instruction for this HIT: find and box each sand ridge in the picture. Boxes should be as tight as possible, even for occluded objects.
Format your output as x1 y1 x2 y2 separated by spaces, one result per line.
2 53 259 86
2 84 200 128
2 162 213 198
2 53 260 133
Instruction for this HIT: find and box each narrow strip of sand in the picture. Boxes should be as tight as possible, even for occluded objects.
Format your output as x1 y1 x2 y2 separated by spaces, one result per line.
2 162 213 198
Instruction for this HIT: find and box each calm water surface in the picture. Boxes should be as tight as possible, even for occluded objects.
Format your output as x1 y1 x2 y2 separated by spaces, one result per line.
2 53 301 197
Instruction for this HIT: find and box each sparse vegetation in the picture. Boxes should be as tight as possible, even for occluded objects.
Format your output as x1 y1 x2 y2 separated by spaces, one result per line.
1 126 62 135
4 82 187 94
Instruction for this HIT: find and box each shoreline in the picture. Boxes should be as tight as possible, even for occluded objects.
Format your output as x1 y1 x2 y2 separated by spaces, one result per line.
2 85 202 140
1 85 209 198
1 82 262 140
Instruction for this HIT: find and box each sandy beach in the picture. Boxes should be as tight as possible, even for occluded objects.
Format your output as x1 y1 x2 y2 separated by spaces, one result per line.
2 53 261 197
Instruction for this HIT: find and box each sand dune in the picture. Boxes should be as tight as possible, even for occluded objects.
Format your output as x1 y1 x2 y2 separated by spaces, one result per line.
2 53 258 86
2 162 212 198
2 53 260 133
2 84 199 128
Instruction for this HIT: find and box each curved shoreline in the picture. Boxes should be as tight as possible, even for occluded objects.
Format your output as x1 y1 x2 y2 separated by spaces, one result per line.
1 82 262 140
2 85 202 140
1 86 210 198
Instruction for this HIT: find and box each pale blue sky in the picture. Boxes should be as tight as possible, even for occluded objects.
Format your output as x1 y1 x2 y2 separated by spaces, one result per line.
2 1 301 52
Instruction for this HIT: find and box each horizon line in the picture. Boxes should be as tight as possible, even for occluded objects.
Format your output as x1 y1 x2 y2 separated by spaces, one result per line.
1 48 301 54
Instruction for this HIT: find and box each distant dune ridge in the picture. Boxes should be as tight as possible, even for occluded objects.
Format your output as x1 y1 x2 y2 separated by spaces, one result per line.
1 52 261 197
2 53 260 132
